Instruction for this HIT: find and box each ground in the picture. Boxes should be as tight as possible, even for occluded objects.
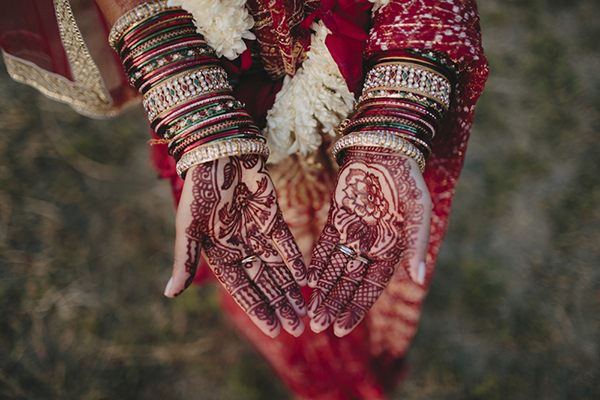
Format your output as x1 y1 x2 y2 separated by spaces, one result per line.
0 0 599 399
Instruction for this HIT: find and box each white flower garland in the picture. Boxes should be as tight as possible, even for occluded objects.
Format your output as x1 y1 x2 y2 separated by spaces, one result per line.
263 20 355 163
167 0 255 60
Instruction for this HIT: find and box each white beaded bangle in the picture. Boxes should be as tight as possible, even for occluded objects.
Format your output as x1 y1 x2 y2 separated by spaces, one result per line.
332 131 426 172
362 62 451 111
142 66 232 122
176 138 269 178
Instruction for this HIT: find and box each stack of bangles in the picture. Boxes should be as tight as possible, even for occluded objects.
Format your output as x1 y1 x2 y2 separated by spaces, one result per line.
332 50 457 172
109 0 268 178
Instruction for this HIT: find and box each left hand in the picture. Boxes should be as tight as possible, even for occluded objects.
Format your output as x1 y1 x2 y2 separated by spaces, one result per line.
165 155 307 338
306 148 432 337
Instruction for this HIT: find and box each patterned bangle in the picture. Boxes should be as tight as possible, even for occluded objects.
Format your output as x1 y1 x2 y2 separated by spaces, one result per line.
119 29 199 65
331 131 426 172
121 13 194 48
342 115 433 138
162 99 244 138
363 62 451 111
168 112 254 145
128 46 214 86
358 90 445 116
353 109 438 139
169 119 258 157
176 137 270 178
153 94 235 132
142 66 232 121
370 49 459 79
109 1 173 50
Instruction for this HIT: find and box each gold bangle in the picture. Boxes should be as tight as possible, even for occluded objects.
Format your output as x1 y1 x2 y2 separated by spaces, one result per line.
331 131 426 172
362 62 451 111
109 1 175 50
176 138 270 178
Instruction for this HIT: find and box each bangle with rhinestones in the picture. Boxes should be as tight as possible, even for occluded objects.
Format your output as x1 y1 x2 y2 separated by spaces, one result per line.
110 2 266 171
142 66 233 122
332 131 426 172
176 138 270 178
362 62 451 111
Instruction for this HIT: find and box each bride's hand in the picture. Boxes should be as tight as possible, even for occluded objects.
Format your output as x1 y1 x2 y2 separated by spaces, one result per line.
307 148 432 337
164 155 307 338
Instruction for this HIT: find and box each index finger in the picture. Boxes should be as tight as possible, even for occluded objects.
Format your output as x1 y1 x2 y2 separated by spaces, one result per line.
333 260 396 337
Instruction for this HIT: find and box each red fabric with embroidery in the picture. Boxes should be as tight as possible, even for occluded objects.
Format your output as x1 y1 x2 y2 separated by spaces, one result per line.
1 1 488 398
191 1 487 398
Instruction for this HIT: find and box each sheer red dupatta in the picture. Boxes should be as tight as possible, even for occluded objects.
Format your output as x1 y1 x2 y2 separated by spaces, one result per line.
0 0 138 117
214 1 488 399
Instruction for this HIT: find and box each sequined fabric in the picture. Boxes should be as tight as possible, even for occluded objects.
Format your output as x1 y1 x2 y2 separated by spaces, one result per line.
365 0 489 358
244 0 315 78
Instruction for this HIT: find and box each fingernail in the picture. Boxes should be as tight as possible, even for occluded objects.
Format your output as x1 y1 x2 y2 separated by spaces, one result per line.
310 319 326 334
291 320 305 337
417 261 426 285
164 277 173 297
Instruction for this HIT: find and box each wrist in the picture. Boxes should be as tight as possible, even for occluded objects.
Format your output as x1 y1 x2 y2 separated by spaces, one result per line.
333 49 455 171
106 1 267 177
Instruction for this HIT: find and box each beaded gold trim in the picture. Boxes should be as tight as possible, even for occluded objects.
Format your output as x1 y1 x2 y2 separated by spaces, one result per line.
332 131 426 172
363 62 451 111
176 138 270 178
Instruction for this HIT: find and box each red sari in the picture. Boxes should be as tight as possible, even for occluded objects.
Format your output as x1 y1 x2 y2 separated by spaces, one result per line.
0 1 488 398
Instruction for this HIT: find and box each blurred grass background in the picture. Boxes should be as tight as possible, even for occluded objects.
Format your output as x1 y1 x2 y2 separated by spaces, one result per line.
1 0 599 398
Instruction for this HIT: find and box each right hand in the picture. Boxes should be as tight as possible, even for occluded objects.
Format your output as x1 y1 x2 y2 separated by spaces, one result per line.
164 155 307 338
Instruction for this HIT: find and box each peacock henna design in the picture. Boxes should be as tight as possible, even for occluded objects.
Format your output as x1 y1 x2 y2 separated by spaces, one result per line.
180 155 307 336
308 148 428 336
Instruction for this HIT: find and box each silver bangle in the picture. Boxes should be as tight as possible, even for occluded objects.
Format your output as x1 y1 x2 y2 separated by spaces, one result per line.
331 130 426 172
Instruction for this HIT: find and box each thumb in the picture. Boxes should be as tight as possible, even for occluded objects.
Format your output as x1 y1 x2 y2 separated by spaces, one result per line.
164 169 203 298
406 192 432 286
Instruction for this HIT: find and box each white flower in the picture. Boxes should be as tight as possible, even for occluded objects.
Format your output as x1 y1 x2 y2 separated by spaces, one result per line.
368 0 391 12
263 21 355 163
168 0 255 60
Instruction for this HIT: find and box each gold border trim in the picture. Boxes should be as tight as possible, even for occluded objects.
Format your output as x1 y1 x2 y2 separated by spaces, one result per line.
2 0 135 118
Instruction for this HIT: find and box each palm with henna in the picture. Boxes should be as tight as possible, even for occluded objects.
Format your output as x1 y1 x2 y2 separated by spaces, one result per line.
307 148 432 337
165 155 308 338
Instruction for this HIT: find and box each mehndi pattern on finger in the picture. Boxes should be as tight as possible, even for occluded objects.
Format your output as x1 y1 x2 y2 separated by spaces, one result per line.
310 150 426 335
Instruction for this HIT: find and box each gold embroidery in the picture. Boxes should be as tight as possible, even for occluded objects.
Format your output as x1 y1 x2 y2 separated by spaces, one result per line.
2 0 130 118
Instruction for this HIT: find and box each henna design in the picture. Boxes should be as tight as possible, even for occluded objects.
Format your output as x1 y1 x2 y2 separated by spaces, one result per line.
308 251 349 323
307 224 339 285
308 150 427 335
179 155 306 336
271 210 307 282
